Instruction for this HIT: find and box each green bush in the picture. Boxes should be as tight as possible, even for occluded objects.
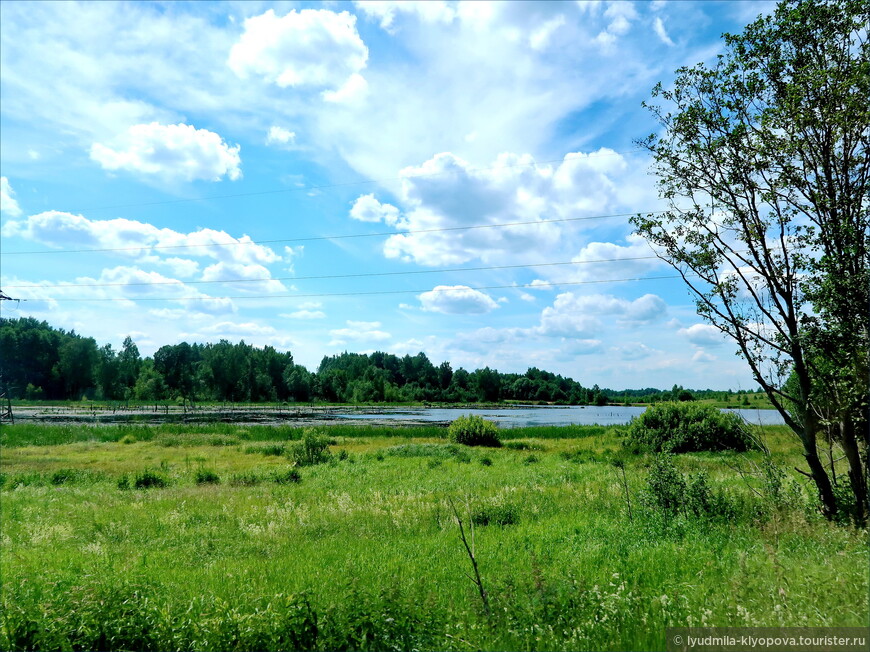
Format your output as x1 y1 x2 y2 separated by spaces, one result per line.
472 503 519 526
643 454 734 520
195 469 221 485
272 469 302 485
626 402 754 452
133 470 168 489
290 429 333 466
448 414 502 447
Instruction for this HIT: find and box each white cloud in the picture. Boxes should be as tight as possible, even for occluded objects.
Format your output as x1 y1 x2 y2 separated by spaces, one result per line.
0 177 22 216
90 123 241 181
2 212 280 266
329 320 391 345
378 149 628 266
529 15 566 50
283 310 326 320
680 323 725 347
536 292 667 338
355 1 457 30
653 17 675 46
200 262 286 294
228 9 368 93
5 266 236 315
139 255 201 278
417 285 499 314
200 321 277 336
266 126 296 146
322 73 368 104
349 194 400 225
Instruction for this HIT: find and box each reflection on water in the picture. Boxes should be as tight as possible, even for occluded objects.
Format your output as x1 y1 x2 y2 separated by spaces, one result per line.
336 405 785 428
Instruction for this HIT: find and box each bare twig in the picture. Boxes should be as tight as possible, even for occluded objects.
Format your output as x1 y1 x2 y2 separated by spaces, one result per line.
448 498 491 618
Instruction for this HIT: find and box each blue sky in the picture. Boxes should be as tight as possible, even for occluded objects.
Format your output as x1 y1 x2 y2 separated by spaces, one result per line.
0 0 776 389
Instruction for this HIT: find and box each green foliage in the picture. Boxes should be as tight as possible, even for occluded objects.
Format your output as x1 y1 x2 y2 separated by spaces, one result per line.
290 429 333 466
448 414 502 447
643 455 735 521
195 469 221 485
133 470 168 489
271 469 302 485
472 502 519 527
626 402 754 452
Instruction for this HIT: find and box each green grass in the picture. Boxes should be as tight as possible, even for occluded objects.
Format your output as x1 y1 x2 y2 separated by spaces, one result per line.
1 423 866 651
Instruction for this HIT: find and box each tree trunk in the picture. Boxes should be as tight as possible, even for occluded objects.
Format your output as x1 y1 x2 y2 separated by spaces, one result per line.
840 418 868 526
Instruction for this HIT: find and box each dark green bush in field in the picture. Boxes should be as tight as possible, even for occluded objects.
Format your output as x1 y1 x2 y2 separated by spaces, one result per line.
448 414 502 447
133 470 168 489
644 455 734 520
195 469 221 485
272 469 301 485
626 402 754 452
290 429 333 466
472 503 519 526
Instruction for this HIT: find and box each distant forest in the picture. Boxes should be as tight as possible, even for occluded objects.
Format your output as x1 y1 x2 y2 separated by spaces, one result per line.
1 317 758 404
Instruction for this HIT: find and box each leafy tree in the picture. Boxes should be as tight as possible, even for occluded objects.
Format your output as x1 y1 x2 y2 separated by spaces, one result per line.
154 342 200 404
97 344 123 400
56 336 99 399
118 336 141 397
633 0 868 521
133 359 167 401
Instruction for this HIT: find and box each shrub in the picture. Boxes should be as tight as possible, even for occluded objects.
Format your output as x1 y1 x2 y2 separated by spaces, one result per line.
472 503 519 526
229 471 261 487
448 414 502 447
625 402 754 452
643 454 734 520
195 469 221 485
290 430 332 467
523 454 539 465
50 469 78 485
134 470 168 489
479 456 493 467
272 469 302 485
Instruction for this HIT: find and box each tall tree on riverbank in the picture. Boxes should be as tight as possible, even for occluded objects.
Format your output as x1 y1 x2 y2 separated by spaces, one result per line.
634 0 869 522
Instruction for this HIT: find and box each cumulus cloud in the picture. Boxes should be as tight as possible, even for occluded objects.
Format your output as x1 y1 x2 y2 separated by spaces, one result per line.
417 285 499 314
329 320 391 345
322 73 368 104
373 149 627 266
536 292 667 338
5 266 236 315
2 211 280 266
199 321 278 336
1 177 22 216
282 309 326 320
350 194 400 225
355 1 457 30
266 126 296 146
200 262 287 293
680 323 725 347
90 123 241 181
228 9 368 95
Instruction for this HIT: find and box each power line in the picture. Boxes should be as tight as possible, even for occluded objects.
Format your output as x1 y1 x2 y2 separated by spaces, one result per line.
13 275 684 303
1 210 663 256
59 148 643 213
3 254 660 290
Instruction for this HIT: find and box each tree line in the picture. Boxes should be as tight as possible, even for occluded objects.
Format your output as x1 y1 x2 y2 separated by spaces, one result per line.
1 317 732 405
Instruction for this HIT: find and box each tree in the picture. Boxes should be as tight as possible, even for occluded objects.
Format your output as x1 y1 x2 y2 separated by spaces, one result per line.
633 0 868 522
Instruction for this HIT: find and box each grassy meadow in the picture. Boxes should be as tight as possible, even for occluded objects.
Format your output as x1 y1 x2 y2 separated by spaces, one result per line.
1 422 867 651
